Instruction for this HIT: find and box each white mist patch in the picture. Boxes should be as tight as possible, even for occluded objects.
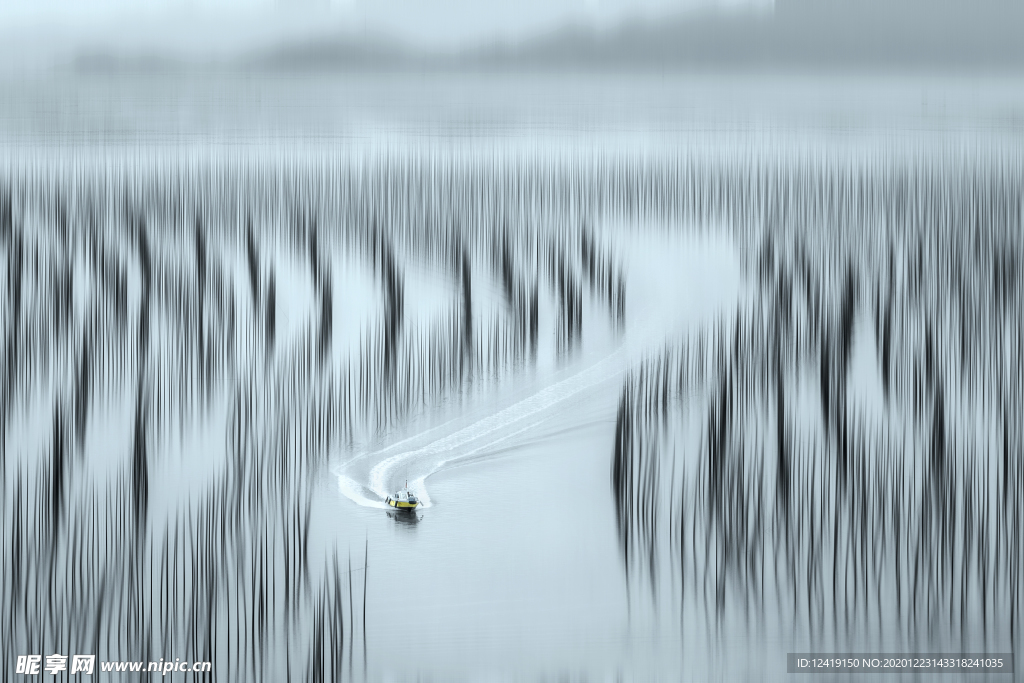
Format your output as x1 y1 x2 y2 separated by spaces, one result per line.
71 246 93 326
624 230 749 341
329 250 378 355
845 305 889 426
271 245 318 348
403 260 457 323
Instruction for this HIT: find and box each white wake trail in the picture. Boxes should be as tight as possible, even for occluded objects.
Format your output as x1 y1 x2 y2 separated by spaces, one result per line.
329 346 627 510
336 473 391 509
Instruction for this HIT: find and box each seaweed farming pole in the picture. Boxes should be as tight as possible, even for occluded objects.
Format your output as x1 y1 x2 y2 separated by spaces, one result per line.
363 537 369 679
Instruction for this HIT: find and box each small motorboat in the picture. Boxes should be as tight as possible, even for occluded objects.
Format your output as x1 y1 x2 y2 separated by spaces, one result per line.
386 482 419 510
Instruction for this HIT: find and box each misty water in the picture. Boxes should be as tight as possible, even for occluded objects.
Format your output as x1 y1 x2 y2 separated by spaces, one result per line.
2 71 1022 682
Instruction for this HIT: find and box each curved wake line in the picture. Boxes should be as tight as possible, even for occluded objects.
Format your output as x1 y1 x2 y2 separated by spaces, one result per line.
365 350 627 499
334 346 629 510
336 473 391 509
335 314 670 510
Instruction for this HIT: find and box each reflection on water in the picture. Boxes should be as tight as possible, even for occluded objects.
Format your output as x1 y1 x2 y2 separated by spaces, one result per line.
387 509 423 526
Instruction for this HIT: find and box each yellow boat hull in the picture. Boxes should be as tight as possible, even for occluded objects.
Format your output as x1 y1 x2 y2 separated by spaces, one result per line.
386 498 418 510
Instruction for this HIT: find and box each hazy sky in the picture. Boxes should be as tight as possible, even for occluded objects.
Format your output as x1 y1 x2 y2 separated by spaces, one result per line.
3 0 1020 74
0 0 769 64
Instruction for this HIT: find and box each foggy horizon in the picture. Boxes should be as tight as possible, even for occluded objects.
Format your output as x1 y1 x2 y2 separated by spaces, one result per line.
5 0 1024 74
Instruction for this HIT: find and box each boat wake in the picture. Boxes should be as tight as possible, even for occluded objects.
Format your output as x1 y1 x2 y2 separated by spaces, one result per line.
334 347 629 510
336 475 392 510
